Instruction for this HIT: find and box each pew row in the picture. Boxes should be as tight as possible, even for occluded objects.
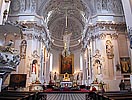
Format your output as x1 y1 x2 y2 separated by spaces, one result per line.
0 91 37 100
89 91 132 100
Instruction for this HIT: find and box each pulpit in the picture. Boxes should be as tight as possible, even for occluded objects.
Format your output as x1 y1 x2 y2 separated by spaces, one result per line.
63 73 70 81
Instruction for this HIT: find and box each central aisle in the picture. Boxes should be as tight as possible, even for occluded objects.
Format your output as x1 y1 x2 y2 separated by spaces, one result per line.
46 93 86 100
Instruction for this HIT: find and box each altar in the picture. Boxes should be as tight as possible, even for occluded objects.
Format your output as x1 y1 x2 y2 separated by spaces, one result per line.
60 81 72 87
60 73 72 88
63 73 70 81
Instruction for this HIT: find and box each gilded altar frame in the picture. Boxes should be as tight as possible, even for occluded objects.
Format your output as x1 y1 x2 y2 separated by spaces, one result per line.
60 54 74 75
120 57 131 73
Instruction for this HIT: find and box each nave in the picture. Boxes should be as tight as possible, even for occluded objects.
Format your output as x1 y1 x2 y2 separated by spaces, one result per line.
1 1 132 100
1 90 132 100
45 93 86 100
0 90 88 100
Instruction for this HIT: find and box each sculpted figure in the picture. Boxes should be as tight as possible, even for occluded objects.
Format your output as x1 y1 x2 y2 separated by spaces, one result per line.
106 40 114 59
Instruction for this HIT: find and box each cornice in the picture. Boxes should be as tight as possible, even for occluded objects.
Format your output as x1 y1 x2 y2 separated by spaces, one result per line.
88 22 126 30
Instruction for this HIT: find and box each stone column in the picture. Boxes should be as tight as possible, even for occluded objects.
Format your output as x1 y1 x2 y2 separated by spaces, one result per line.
43 48 46 82
85 48 90 86
39 49 44 84
112 35 120 79
49 53 53 72
87 45 93 84
83 50 87 85
44 49 50 83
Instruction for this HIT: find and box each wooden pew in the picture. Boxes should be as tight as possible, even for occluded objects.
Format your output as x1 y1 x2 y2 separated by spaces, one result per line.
96 91 132 100
0 91 37 100
0 96 23 100
105 93 132 100
5 91 38 99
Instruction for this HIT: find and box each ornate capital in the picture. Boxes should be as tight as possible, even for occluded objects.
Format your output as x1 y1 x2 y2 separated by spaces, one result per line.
110 33 118 39
26 33 33 40
32 50 40 58
97 33 118 40
98 33 106 39
93 49 101 59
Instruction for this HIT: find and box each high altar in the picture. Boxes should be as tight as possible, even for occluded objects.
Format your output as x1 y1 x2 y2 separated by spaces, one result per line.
60 73 72 87
63 73 70 81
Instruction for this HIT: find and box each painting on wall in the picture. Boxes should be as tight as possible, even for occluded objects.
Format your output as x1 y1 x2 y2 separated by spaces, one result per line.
60 54 74 74
120 57 131 73
9 74 27 88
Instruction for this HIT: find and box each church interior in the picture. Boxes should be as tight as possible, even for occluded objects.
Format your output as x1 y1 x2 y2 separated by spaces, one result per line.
1 0 132 100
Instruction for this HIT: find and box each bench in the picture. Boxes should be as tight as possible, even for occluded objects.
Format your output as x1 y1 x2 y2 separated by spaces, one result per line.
0 91 37 100
93 91 132 100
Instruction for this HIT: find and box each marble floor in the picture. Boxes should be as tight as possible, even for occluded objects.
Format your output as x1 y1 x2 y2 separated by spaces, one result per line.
46 93 87 100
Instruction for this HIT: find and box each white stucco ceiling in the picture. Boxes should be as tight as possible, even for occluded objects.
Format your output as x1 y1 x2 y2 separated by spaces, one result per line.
37 0 92 50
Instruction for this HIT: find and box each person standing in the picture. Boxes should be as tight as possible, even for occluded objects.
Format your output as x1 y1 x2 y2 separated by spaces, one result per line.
77 73 79 80
119 80 125 90
54 72 57 81
49 72 52 80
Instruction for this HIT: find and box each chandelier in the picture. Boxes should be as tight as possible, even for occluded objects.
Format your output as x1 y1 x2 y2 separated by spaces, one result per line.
62 9 72 57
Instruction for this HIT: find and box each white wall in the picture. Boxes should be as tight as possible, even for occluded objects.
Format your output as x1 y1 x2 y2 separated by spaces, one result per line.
122 0 132 27
52 49 61 73
72 50 81 72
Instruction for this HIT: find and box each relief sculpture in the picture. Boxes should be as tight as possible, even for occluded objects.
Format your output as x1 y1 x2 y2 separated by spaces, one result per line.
20 40 27 59
96 0 123 14
106 40 114 59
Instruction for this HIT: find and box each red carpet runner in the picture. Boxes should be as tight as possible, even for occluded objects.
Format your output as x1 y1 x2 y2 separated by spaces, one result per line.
44 88 90 93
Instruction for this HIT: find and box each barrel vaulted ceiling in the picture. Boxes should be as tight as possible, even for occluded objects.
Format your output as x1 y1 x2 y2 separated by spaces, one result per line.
37 0 94 50
6 0 124 51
